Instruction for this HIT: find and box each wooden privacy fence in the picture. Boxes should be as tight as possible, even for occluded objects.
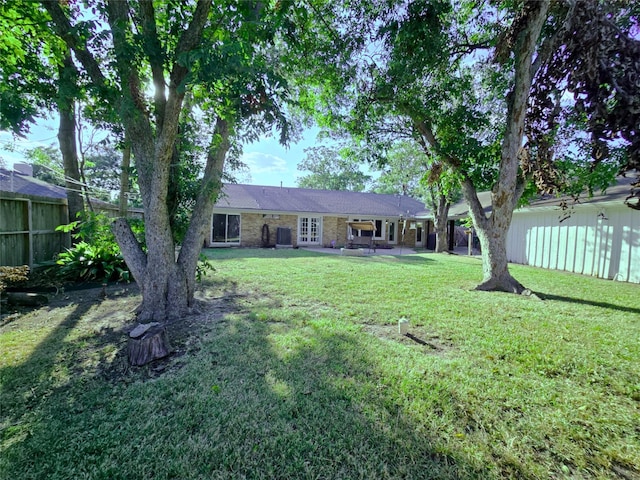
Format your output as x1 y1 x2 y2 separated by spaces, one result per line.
0 192 70 267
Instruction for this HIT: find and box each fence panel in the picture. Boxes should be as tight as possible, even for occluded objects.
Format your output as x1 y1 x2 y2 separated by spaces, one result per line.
0 194 70 267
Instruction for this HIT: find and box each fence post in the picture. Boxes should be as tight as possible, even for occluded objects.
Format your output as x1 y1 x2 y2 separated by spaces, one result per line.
27 199 33 266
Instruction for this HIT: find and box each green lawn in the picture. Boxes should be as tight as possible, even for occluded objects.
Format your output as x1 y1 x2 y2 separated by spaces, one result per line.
1 249 639 479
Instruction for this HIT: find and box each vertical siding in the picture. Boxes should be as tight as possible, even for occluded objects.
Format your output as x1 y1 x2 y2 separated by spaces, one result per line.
508 205 640 283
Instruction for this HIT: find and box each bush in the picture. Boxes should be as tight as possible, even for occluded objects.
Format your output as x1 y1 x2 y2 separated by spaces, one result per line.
54 213 212 285
55 213 143 283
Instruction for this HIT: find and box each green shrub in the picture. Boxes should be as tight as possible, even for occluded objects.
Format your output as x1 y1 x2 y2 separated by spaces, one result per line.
55 213 143 283
54 213 212 284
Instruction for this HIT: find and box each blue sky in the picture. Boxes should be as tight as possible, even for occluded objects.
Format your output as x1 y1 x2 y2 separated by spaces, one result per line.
238 127 322 187
0 119 320 188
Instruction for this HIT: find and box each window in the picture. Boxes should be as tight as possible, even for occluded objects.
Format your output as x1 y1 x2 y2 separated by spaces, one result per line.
352 219 384 240
298 216 321 244
212 213 240 244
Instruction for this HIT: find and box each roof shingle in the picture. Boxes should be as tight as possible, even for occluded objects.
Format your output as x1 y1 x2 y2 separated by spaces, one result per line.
214 184 428 217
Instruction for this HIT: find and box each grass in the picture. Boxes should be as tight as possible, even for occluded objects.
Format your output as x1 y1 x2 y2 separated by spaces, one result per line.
1 248 639 479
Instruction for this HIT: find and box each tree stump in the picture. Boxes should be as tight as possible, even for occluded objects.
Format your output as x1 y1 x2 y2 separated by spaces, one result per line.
128 323 171 366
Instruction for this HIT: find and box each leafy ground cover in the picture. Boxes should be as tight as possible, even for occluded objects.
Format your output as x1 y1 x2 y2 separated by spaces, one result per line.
1 249 638 479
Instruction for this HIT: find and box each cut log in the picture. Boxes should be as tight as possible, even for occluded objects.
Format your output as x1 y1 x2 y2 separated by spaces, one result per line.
6 292 49 306
128 324 171 366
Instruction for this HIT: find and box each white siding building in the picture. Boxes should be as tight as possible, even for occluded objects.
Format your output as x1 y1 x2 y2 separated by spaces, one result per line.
446 176 640 284
507 177 640 283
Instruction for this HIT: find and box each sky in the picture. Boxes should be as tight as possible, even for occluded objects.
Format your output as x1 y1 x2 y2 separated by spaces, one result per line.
0 117 323 188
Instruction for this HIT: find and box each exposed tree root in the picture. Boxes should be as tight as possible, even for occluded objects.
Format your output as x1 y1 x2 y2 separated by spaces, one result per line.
475 276 526 294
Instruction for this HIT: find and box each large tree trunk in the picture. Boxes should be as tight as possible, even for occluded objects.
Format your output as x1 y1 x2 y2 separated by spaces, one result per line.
113 118 230 322
48 0 216 322
460 178 526 293
462 1 549 293
57 49 84 224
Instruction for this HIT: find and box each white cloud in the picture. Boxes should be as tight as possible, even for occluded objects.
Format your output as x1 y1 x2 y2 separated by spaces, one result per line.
241 151 289 174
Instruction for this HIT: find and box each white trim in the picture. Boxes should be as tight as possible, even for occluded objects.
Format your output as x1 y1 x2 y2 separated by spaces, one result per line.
211 212 241 246
297 215 322 245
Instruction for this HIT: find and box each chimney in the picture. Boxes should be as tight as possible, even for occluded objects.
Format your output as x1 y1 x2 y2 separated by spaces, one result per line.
14 163 33 176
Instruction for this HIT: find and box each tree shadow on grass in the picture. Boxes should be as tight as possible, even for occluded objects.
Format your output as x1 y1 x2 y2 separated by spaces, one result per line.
535 291 640 316
181 314 514 479
0 284 509 479
0 296 98 442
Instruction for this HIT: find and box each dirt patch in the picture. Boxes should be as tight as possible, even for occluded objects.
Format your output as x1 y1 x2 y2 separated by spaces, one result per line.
0 282 243 383
362 323 455 354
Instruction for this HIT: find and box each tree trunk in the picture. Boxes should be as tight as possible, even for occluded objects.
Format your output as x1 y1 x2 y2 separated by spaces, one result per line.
119 136 131 217
57 49 83 224
473 214 525 293
46 0 215 323
433 192 450 253
459 1 549 294
113 118 230 322
128 323 171 366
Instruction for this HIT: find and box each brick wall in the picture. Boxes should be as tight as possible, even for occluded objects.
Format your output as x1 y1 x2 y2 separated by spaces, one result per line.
210 211 426 249
239 213 299 247
322 216 348 248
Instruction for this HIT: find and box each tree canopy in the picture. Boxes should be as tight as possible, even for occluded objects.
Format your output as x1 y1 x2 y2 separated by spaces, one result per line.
5 0 302 321
283 0 639 292
296 145 372 191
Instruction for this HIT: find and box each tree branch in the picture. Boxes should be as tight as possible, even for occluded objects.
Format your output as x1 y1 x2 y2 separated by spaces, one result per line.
530 1 575 79
156 0 213 167
499 0 550 197
411 117 462 170
168 0 212 91
178 116 230 270
112 218 147 284
42 1 110 93
137 0 167 130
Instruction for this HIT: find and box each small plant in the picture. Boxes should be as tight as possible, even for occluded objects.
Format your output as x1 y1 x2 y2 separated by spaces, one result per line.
196 253 215 282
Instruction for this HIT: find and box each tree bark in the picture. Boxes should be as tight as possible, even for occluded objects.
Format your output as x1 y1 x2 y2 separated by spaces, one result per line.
47 0 225 322
119 136 131 217
432 189 450 253
57 49 83 225
128 324 171 366
411 1 549 293
172 117 230 317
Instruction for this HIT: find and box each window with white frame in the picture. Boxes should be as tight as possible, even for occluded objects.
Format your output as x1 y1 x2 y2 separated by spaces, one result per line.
298 216 321 244
212 213 240 244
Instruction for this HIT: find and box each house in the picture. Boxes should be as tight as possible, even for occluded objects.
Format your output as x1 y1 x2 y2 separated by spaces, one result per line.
446 176 640 283
210 184 431 249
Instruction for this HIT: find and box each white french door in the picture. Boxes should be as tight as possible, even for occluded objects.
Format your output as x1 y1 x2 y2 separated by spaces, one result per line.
298 216 321 245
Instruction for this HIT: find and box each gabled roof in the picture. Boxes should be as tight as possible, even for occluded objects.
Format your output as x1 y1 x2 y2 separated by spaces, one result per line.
214 184 428 217
446 175 638 219
516 175 638 211
0 168 67 199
